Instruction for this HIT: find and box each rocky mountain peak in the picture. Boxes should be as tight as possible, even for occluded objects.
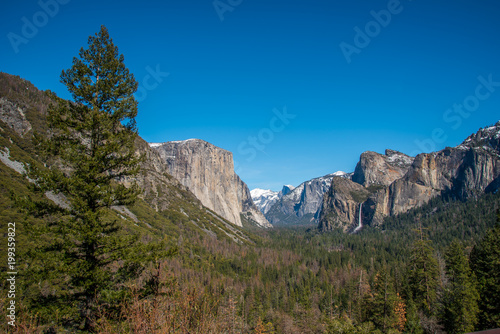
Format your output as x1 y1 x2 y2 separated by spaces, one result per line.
385 149 414 168
457 121 500 153
319 121 500 233
151 139 271 228
250 188 280 214
281 185 295 196
265 174 336 225
351 150 414 187
251 185 298 215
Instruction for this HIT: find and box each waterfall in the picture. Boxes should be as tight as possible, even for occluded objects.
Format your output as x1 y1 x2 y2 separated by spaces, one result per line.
354 203 363 233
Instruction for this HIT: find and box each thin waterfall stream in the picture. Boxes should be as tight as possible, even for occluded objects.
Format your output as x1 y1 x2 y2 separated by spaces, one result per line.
353 203 362 233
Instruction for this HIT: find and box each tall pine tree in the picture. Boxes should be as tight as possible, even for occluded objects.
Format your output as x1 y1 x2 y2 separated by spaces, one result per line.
470 216 500 330
367 268 406 333
442 239 479 333
405 238 439 314
18 26 158 331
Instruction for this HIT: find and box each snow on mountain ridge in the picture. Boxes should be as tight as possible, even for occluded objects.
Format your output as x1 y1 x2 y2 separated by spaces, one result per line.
250 188 278 199
148 139 201 148
457 120 500 151
250 188 280 214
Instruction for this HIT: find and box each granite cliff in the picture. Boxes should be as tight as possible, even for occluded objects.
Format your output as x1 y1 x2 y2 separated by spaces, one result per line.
351 149 414 187
151 139 271 228
319 122 500 232
317 177 370 232
0 73 261 245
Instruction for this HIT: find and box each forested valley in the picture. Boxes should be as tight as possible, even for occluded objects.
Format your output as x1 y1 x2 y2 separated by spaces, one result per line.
0 26 499 333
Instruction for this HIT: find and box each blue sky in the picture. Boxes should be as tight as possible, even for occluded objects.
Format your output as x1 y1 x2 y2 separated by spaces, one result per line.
1 0 500 191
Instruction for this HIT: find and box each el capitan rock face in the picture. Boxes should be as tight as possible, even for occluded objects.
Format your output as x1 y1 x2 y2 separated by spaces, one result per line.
151 139 271 228
128 137 199 213
319 121 500 232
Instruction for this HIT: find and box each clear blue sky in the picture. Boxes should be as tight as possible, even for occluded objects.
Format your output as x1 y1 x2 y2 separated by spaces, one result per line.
1 0 500 191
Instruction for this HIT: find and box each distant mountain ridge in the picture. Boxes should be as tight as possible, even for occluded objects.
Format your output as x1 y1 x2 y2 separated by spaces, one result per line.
3 72 499 234
261 172 351 225
319 121 500 232
250 185 295 215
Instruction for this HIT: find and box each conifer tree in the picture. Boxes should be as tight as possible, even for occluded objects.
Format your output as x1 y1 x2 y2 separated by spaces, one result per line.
404 298 424 334
442 240 479 333
19 25 155 331
405 238 439 314
470 217 500 329
367 268 406 333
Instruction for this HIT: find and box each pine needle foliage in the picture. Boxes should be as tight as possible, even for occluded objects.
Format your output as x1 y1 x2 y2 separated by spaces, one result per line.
15 26 166 331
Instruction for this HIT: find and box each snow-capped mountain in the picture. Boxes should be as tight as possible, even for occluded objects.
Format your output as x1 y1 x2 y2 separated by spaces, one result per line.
456 120 500 154
263 172 352 225
251 184 297 214
250 188 280 214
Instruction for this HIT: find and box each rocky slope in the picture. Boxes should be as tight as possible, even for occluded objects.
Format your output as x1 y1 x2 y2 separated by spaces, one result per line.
151 140 271 228
0 97 32 137
319 122 500 232
0 72 258 245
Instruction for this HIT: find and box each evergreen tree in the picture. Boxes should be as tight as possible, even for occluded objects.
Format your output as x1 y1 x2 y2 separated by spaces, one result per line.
367 268 406 333
404 298 424 334
405 238 439 314
470 217 500 329
18 26 160 331
442 240 479 333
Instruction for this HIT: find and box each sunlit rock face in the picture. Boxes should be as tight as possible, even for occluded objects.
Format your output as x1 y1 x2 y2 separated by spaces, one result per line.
151 139 271 228
319 121 500 232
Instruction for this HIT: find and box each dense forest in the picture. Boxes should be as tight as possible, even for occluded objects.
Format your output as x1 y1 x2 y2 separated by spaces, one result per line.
4 186 499 333
0 26 499 333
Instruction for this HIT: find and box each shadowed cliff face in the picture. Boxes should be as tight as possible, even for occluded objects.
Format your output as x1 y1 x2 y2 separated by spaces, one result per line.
319 122 500 232
265 174 337 226
318 177 370 232
152 139 271 228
